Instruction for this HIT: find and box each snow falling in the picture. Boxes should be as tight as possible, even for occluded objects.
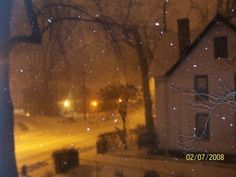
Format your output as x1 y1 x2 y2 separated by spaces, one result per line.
0 0 235 177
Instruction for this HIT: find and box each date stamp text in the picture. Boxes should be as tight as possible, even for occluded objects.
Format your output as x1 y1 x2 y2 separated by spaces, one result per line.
185 153 224 161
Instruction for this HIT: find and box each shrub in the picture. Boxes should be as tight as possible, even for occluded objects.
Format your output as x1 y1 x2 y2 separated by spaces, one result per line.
136 125 159 153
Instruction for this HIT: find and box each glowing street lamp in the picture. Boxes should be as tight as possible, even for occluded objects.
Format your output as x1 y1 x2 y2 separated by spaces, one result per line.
118 98 123 103
26 112 30 117
91 100 98 108
63 100 71 108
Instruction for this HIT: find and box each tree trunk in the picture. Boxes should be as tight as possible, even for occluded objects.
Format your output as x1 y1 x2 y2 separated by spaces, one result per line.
41 75 58 116
133 28 155 132
0 1 18 177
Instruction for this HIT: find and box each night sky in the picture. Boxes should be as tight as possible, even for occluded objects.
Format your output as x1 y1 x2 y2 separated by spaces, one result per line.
9 0 219 108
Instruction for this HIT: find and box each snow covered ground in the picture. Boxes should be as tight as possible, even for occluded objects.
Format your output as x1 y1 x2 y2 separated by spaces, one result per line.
14 109 145 176
14 109 236 177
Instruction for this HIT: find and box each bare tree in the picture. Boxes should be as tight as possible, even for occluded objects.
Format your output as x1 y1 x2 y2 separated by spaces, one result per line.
2 0 234 175
22 0 77 116
188 0 236 28
79 0 163 133
32 0 162 132
169 84 236 152
217 0 236 17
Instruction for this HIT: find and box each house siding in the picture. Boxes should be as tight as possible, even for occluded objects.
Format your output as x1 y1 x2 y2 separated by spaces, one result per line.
155 21 236 154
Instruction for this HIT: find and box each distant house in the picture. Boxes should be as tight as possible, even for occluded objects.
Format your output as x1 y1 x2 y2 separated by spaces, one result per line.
150 14 236 155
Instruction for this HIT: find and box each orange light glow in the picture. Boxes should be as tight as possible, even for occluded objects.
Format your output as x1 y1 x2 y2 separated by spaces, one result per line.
91 100 98 107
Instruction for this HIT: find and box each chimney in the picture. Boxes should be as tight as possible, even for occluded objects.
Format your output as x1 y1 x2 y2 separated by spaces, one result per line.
177 18 191 58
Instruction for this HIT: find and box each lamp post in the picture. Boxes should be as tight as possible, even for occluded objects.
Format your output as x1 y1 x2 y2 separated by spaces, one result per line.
91 100 98 108
63 100 70 108
90 100 99 122
63 100 71 118
118 98 128 150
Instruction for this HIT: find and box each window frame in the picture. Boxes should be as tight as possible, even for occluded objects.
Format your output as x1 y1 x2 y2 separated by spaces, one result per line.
195 113 210 141
194 75 209 101
213 36 228 59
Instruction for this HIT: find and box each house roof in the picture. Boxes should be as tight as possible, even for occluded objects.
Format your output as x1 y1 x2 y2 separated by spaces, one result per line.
164 13 236 77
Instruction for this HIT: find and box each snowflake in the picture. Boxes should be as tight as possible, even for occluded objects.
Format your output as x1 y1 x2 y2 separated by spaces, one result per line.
155 22 160 26
193 64 197 68
221 117 226 120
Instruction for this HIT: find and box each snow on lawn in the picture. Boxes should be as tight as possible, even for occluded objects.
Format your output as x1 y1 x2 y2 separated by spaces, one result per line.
14 108 145 136
15 109 236 177
15 109 146 176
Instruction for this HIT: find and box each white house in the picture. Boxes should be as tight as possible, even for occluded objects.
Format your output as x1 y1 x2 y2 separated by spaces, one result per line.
150 14 236 155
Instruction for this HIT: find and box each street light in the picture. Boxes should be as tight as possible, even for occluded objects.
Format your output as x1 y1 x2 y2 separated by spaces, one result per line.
118 98 123 103
63 100 71 108
91 100 98 108
26 112 30 117
63 99 73 118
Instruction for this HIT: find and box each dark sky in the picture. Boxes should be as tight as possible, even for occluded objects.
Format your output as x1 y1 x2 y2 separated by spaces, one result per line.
9 0 219 108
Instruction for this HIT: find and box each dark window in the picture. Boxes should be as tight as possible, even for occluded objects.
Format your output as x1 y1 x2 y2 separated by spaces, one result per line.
195 113 209 140
194 75 208 101
214 36 228 59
